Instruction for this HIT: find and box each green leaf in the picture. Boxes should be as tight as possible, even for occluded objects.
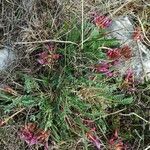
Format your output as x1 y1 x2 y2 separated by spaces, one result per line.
24 75 40 93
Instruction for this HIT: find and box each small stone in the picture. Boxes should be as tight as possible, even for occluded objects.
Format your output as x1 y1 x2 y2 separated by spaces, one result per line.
0 47 15 71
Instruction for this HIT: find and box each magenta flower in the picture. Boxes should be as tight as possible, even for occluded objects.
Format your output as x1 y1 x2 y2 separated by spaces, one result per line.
37 51 49 65
37 51 61 65
86 130 102 150
19 123 49 149
105 71 114 77
124 69 134 83
120 45 132 60
107 46 132 60
107 48 121 60
95 62 110 73
111 60 119 66
20 131 37 145
109 129 126 150
37 43 61 65
94 15 112 28
95 61 118 77
121 69 137 92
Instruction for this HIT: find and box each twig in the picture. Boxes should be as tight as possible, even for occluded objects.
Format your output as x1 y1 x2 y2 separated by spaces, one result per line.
5 0 11 3
120 112 150 124
144 146 150 150
1 108 25 126
81 0 84 49
137 16 150 46
14 39 78 46
142 0 150 6
98 46 112 50
103 108 126 117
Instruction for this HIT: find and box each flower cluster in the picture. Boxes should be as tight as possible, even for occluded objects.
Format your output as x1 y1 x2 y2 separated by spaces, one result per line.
107 48 121 60
121 69 136 92
109 129 126 150
82 117 103 149
19 123 49 150
84 119 127 150
37 44 61 66
90 12 112 29
94 15 112 28
86 128 102 150
107 45 132 60
94 44 133 79
95 61 118 77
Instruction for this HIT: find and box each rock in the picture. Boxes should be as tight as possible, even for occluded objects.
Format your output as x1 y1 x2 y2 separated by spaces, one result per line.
108 16 150 80
108 16 134 43
0 47 15 71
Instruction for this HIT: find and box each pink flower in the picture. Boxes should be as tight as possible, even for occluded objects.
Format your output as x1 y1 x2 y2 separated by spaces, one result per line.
37 51 61 65
107 46 132 60
121 69 136 92
107 49 121 60
0 119 5 127
19 123 49 148
37 51 49 65
111 60 120 66
105 71 114 77
86 129 102 150
109 129 126 150
95 62 110 73
94 15 112 28
124 69 134 83
20 131 37 145
95 61 118 78
120 45 132 60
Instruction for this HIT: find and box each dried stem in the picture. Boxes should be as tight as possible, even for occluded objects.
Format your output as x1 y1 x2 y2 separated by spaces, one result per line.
3 108 25 124
120 112 150 124
14 39 78 46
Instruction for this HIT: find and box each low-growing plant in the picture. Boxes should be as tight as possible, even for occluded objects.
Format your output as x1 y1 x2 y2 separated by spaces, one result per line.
1 16 148 150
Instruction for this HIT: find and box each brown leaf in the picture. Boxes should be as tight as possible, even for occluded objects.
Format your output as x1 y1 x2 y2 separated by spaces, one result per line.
2 86 18 96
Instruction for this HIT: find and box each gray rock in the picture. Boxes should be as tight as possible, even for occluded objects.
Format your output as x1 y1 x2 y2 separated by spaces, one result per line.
108 16 150 80
108 16 134 44
0 47 15 71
